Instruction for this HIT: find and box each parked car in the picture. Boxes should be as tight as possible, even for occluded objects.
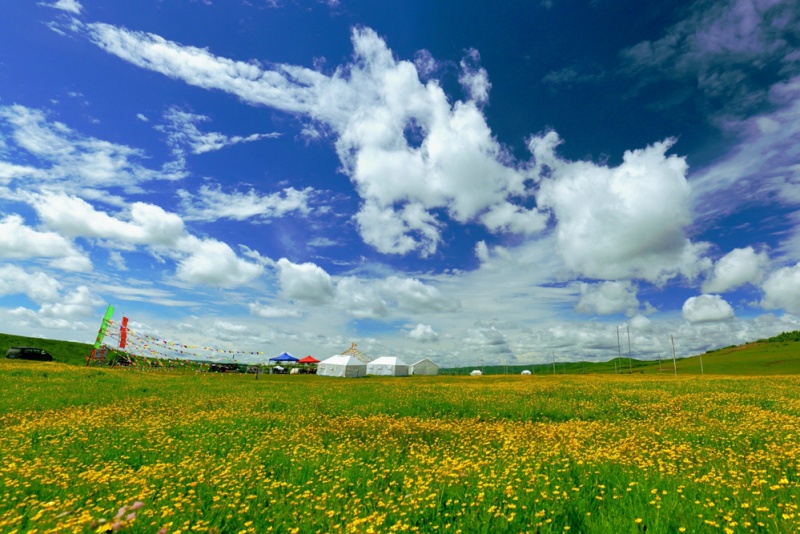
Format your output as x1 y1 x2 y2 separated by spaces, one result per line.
5 346 54 361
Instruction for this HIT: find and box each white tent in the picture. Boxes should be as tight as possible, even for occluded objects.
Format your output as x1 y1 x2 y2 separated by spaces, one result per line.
409 358 439 376
470 370 482 376
366 356 409 377
317 355 367 378
521 370 532 375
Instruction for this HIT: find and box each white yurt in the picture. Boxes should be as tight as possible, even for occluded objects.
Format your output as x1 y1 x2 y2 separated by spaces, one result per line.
409 358 439 376
470 370 483 376
521 370 532 375
366 356 409 376
317 355 367 378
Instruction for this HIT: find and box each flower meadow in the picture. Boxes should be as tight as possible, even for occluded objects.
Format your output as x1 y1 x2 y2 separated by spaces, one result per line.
0 362 798 533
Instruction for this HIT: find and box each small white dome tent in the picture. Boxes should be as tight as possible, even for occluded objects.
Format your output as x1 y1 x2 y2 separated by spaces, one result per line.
366 356 409 376
470 369 482 376
521 370 532 375
317 355 367 378
409 358 439 376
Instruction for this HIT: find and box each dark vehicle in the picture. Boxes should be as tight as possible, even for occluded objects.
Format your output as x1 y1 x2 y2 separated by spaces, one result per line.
5 346 54 362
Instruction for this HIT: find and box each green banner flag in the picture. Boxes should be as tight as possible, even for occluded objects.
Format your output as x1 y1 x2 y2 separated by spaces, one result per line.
93 305 115 349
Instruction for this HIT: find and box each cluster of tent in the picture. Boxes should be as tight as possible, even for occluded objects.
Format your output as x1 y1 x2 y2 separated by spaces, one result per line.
317 355 439 378
267 350 439 378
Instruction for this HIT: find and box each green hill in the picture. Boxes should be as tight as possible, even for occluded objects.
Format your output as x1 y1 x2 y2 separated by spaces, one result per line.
450 330 800 376
0 332 93 366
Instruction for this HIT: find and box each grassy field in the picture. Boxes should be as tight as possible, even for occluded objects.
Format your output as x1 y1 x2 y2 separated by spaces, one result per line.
1 361 799 533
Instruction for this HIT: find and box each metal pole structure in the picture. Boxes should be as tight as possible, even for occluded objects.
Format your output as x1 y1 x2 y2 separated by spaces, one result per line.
616 327 622 374
552 352 556 375
699 351 704 376
671 335 678 376
627 324 633 374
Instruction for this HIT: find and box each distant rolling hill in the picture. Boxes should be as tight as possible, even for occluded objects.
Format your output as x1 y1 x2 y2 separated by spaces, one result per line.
1 330 799 375
448 331 800 376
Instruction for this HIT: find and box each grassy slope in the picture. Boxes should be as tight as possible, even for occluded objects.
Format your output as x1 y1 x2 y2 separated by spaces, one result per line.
0 332 92 366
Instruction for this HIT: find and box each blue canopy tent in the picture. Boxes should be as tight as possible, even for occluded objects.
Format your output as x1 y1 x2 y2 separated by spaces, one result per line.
270 352 299 363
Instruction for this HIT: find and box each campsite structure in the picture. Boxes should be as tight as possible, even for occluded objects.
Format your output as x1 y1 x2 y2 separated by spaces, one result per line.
366 356 409 376
317 355 367 377
409 358 439 376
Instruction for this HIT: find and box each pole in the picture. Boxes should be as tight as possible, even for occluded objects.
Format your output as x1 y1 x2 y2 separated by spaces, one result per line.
627 324 633 373
552 352 556 375
671 335 678 376
699 351 704 376
616 327 622 374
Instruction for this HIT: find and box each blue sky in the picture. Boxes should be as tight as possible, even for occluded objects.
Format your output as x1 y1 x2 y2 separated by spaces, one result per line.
1 0 799 366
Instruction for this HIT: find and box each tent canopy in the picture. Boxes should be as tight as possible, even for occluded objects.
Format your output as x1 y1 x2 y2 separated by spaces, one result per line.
317 355 366 378
366 356 409 377
270 352 298 362
410 358 439 376
298 355 320 363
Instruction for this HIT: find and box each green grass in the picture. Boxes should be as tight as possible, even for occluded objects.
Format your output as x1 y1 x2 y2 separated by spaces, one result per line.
1 363 799 533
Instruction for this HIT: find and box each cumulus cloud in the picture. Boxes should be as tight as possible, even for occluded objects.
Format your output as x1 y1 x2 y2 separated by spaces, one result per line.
158 107 280 155
76 22 546 256
407 323 439 342
535 135 710 282
463 323 516 361
682 294 735 323
28 192 264 287
702 246 769 293
0 265 62 303
760 262 800 313
0 214 91 271
32 192 185 245
174 236 264 287
178 185 312 222
458 49 491 104
574 281 640 316
38 285 100 318
276 258 335 305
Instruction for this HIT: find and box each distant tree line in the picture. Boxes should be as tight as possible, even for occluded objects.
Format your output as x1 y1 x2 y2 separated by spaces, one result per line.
759 330 800 344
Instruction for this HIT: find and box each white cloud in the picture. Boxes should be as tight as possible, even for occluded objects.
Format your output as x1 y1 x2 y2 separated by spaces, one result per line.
158 107 280 155
385 276 460 314
174 236 264 287
459 49 491 104
0 265 62 303
691 75 800 219
136 113 149 122
536 135 710 282
38 285 100 318
0 214 91 271
32 192 185 246
334 276 389 318
407 323 439 342
0 104 184 191
760 262 800 313
276 258 335 305
682 294 735 323
178 185 312 222
702 246 769 293
619 0 800 116
574 281 639 316
77 23 545 256
44 0 82 14
248 302 302 318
